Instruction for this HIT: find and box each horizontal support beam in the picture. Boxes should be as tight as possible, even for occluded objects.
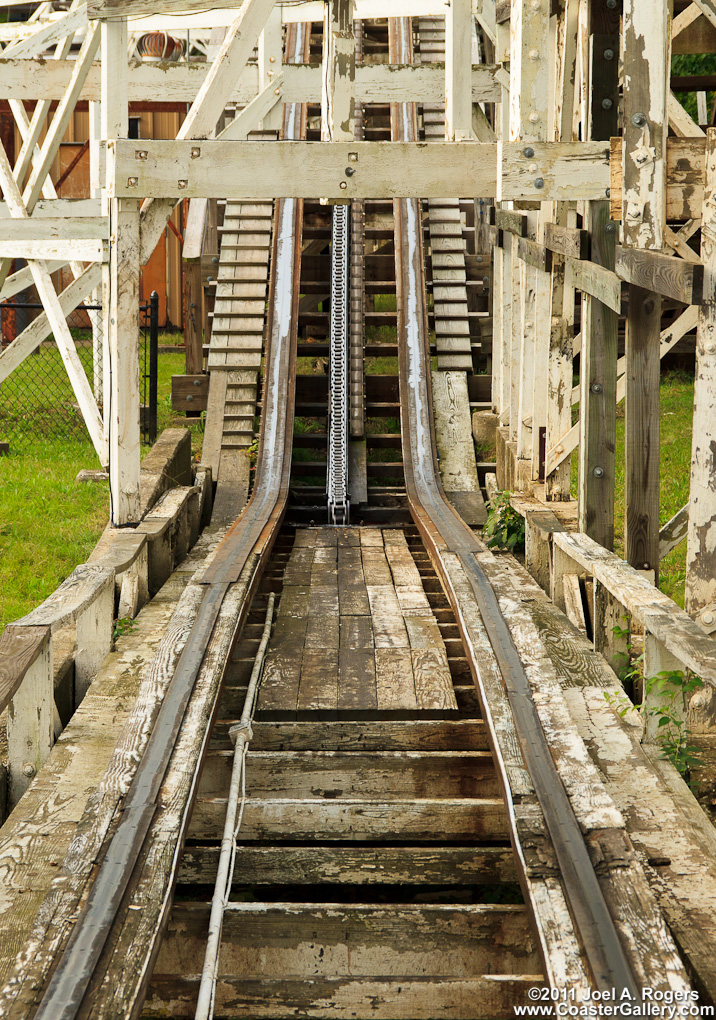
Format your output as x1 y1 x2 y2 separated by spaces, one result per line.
0 58 502 105
499 141 610 202
564 254 624 313
516 236 552 273
0 216 107 240
0 198 101 219
0 240 106 261
494 209 527 236
88 0 454 20
615 245 704 305
543 222 590 260
110 139 610 202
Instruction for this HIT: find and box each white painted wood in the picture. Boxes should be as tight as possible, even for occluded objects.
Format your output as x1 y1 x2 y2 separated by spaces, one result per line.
0 239 106 260
75 571 114 703
216 75 285 141
1 5 85 59
0 144 106 463
101 20 128 140
445 0 472 141
686 128 716 616
23 22 100 213
668 91 706 139
257 3 282 131
0 58 502 104
0 199 101 219
107 198 142 522
89 0 452 21
7 632 53 807
321 0 355 143
182 198 208 262
0 259 67 301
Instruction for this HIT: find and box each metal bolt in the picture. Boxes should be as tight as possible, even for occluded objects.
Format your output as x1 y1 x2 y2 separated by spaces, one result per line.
556 445 564 454
482 276 490 286
606 0 617 8
605 221 616 233
127 177 138 188
603 48 615 60
339 181 347 190
529 113 540 123
476 256 483 263
529 49 539 61
193 379 201 387
212 257 219 264
135 150 148 161
345 167 355 177
178 179 188 189
590 382 603 394
642 563 650 570
348 151 358 162
523 147 535 159
274 87 281 95
191 147 201 159
605 188 611 198
534 177 545 189
703 612 715 626
632 112 647 127
644 297 655 315
186 394 194 402
22 763 35 778
592 466 605 478
270 55 276 62
706 343 716 354
602 98 613 110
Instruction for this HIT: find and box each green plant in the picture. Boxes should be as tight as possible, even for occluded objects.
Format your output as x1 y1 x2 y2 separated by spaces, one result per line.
482 491 525 552
113 617 138 641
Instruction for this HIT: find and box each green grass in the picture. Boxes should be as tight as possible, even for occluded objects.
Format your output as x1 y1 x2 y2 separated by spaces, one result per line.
0 341 201 635
571 369 694 607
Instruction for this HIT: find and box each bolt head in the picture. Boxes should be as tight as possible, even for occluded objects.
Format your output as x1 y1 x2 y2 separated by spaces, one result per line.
190 147 201 159
606 0 617 8
523 147 535 159
605 221 616 233
590 382 603 394
339 181 347 190
534 177 545 189
706 343 716 355
135 150 148 161
528 113 540 123
592 466 605 478
603 48 615 60
127 177 138 188
345 166 355 177
348 152 358 162
178 179 188 189
602 98 613 110
704 612 715 626
22 763 35 778
632 112 647 127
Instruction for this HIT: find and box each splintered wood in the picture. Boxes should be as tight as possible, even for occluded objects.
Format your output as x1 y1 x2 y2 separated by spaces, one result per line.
259 528 457 711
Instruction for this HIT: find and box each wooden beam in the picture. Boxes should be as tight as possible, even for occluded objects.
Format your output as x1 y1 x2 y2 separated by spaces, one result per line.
563 254 623 313
0 142 106 465
615 245 704 305
544 222 589 260
445 0 472 141
686 128 716 615
610 137 705 223
494 209 527 236
499 140 610 202
1 5 86 59
622 0 670 581
516 236 552 273
321 0 355 143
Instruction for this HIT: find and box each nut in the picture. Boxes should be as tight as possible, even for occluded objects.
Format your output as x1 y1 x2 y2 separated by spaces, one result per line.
22 763 35 778
178 179 188 189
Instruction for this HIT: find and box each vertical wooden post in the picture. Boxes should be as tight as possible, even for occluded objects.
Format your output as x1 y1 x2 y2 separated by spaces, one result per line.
622 0 671 580
89 99 103 403
577 5 619 545
75 573 114 705
545 0 579 501
493 19 512 437
183 259 203 375
445 0 472 141
108 197 142 525
7 628 53 807
321 0 355 144
510 0 549 483
686 128 716 616
258 4 283 132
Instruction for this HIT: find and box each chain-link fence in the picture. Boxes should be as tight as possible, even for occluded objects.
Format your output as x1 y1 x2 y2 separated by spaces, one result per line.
0 302 103 451
0 295 159 453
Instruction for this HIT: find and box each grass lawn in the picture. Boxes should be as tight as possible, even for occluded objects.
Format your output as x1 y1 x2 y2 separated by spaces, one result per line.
0 342 201 635
571 368 694 607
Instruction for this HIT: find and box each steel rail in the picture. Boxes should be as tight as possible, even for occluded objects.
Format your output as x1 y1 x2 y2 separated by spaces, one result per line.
390 14 641 1003
30 24 310 1020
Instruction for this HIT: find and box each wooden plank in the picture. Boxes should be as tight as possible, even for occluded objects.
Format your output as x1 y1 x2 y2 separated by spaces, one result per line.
660 503 689 560
562 575 587 635
249 719 491 751
298 649 339 710
494 209 527 237
686 127 716 614
0 625 50 714
178 845 517 886
564 254 623 313
543 222 589 260
615 245 704 305
610 136 706 222
516 236 552 273
188 796 509 841
146 975 542 1019
375 647 417 710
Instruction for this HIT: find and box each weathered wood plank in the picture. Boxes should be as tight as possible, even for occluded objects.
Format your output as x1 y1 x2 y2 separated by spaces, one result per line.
178 845 517 886
543 222 589 259
248 719 490 751
615 245 704 305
